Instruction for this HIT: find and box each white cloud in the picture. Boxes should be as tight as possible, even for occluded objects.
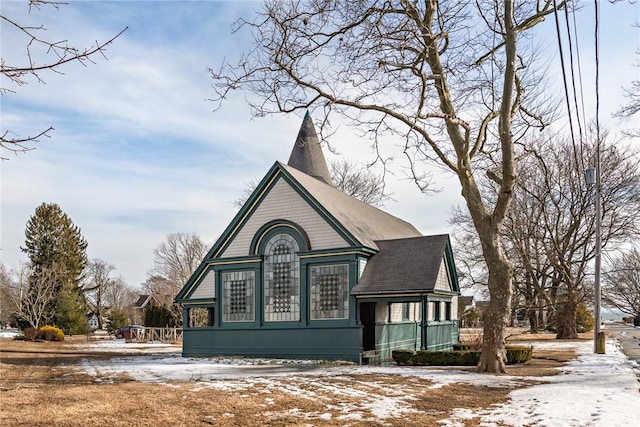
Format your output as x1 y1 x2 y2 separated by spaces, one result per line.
1 1 637 288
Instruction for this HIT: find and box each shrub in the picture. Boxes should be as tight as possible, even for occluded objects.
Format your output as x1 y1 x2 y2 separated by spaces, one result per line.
505 346 533 364
412 350 481 366
22 327 39 341
14 325 65 341
391 349 414 365
576 303 595 333
452 343 473 351
38 325 65 341
392 347 533 366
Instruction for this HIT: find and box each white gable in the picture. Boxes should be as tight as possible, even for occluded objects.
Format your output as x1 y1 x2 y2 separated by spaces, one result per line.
189 269 216 300
434 256 451 291
220 177 349 258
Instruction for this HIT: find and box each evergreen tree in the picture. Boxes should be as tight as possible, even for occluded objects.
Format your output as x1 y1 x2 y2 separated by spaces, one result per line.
21 203 89 333
106 308 129 333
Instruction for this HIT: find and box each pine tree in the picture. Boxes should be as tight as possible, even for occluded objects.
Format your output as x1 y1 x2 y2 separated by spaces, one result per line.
21 203 89 333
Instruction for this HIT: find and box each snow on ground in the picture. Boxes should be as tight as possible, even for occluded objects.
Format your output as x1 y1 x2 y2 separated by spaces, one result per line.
0 329 20 339
73 338 639 426
441 340 640 427
73 338 181 354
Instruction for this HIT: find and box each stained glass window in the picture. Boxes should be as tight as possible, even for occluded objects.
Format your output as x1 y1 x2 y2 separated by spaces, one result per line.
263 234 300 321
310 264 349 320
222 271 255 322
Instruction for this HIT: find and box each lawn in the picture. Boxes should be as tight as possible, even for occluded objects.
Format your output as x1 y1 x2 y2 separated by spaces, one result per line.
0 333 579 426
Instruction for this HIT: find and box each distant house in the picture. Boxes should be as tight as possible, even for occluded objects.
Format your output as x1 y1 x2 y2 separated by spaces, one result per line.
175 113 461 362
89 313 100 330
462 296 476 311
130 294 153 325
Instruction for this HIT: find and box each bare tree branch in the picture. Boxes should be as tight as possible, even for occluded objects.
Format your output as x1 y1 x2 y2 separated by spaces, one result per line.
0 1 127 156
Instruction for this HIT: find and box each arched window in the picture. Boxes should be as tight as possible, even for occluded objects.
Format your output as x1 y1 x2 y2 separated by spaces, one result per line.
263 233 300 321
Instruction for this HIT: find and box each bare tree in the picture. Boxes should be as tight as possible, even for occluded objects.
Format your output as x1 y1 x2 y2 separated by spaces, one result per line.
524 138 639 338
233 159 389 208
453 135 640 336
0 263 19 327
82 259 116 329
103 276 136 312
8 264 59 329
603 248 640 318
614 43 639 138
0 0 126 157
210 0 564 372
330 159 389 207
232 179 261 209
145 232 207 325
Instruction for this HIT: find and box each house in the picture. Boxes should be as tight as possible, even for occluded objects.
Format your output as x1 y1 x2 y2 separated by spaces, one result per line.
129 294 153 325
462 295 476 311
175 113 461 362
89 313 99 331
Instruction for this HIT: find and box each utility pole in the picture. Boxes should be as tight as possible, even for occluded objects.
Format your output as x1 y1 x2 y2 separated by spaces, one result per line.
586 155 605 354
591 0 605 355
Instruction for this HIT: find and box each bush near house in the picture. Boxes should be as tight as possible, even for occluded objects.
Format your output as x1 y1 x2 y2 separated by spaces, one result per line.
38 325 65 341
392 349 414 365
16 325 65 342
392 346 533 366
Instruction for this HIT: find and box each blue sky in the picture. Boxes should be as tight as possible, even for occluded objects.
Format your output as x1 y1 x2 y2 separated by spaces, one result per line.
1 1 638 287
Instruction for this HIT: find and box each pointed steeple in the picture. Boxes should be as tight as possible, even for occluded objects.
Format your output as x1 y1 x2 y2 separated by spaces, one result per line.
287 111 334 186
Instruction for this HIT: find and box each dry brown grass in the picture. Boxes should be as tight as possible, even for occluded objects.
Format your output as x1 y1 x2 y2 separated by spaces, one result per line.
0 336 580 426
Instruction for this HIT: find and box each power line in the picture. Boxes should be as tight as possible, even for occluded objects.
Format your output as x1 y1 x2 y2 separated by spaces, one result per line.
570 4 588 146
563 2 585 165
552 0 580 169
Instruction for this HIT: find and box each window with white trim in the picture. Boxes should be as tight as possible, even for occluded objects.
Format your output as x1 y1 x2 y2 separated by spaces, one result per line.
263 234 300 321
222 271 255 322
310 264 349 320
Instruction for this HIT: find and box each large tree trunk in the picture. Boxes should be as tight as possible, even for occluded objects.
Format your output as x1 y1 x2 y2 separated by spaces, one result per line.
477 248 513 373
555 292 579 339
528 309 539 333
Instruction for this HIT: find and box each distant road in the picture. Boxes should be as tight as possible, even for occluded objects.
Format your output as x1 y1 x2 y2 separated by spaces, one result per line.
605 322 640 376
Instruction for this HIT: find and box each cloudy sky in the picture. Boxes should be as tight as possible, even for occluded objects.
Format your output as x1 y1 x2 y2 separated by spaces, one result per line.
1 1 637 287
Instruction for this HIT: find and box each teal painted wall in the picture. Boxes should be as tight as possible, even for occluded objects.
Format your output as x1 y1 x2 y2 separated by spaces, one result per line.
375 322 421 360
183 325 362 362
373 320 459 359
424 320 459 351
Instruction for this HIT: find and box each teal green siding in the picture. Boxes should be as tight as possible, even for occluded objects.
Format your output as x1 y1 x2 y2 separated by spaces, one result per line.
183 325 362 361
375 321 421 360
373 320 459 359
424 321 460 351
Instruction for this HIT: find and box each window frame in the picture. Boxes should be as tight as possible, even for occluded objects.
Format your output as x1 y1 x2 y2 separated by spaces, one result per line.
263 233 301 322
309 263 350 320
221 270 256 323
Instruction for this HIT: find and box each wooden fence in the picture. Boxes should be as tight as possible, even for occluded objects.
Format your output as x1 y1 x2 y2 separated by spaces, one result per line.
131 327 183 343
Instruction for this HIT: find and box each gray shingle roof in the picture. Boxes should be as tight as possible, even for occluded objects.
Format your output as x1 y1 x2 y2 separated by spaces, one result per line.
287 112 334 186
351 234 450 295
133 294 152 308
280 163 422 250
